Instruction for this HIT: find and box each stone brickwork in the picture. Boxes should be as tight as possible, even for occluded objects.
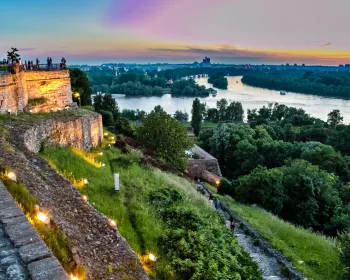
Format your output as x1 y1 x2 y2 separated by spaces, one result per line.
22 110 103 153
187 144 222 179
0 181 69 280
0 70 72 114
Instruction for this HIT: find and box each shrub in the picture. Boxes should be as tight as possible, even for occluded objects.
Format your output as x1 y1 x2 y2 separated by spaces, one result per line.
340 231 350 279
99 110 114 126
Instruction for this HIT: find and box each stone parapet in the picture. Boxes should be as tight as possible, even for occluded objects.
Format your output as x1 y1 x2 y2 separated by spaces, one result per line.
0 181 69 280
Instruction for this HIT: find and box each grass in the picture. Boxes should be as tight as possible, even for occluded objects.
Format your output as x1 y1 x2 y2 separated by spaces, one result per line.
218 195 342 280
39 133 260 279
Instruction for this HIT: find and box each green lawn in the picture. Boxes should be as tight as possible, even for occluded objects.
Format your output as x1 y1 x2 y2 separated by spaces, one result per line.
181 122 218 128
40 134 260 279
218 195 342 280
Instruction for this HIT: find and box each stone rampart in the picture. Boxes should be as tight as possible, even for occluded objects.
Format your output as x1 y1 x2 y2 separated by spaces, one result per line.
0 70 72 114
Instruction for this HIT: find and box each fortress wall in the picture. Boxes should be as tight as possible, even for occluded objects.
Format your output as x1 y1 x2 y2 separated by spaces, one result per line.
0 70 72 113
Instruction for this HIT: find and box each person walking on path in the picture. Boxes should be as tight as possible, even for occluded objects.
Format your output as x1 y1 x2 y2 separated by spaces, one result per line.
229 216 236 231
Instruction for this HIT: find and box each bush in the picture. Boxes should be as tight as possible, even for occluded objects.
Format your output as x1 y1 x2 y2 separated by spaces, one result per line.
99 110 114 126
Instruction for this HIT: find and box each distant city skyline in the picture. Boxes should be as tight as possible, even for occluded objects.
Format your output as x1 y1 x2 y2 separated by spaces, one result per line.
1 0 349 65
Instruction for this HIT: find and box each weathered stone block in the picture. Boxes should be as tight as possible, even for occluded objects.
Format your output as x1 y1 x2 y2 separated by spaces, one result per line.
18 242 52 264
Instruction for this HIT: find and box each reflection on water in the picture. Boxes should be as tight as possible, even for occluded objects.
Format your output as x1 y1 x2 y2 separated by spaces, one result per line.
113 76 350 123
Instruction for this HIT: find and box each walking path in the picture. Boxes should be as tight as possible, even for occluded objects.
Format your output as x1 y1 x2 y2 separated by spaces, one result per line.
196 182 305 280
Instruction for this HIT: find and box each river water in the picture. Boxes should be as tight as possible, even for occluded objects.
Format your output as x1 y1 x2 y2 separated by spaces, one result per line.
113 76 350 123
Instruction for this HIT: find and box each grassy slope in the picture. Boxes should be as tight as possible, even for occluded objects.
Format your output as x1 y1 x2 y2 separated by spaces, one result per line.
40 135 253 279
218 195 342 280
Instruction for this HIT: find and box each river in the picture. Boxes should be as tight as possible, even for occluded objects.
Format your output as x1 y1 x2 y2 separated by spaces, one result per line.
112 76 350 123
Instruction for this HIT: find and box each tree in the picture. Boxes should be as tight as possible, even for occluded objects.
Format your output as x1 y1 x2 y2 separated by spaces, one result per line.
153 105 166 115
217 98 228 121
69 68 92 106
93 94 103 112
173 110 189 122
236 166 285 214
102 94 119 120
138 112 192 169
191 98 202 136
327 109 343 126
226 101 244 122
7 47 20 63
206 108 219 122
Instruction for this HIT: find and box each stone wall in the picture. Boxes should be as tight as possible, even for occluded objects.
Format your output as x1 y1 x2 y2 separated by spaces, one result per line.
187 144 222 178
0 70 72 114
25 70 72 112
0 181 69 280
0 74 18 112
23 111 103 153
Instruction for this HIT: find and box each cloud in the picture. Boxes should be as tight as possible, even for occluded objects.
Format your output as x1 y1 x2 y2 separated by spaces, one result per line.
19 48 36 51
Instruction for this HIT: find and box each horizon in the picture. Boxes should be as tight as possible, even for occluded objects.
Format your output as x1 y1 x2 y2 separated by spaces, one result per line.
1 0 350 65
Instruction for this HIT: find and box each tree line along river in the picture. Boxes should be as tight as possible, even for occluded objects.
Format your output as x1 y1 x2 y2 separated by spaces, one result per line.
112 76 350 123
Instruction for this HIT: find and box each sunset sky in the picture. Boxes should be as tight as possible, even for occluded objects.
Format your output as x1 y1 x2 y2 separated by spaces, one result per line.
1 0 349 65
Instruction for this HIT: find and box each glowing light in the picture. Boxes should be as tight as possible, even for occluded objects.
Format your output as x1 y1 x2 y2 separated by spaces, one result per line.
99 152 103 156
50 108 54 112
82 195 88 201
29 110 33 113
104 133 109 136
149 253 157 262
37 212 50 224
7 172 17 181
83 179 89 185
102 163 106 167
216 180 220 185
109 219 117 228
70 275 79 280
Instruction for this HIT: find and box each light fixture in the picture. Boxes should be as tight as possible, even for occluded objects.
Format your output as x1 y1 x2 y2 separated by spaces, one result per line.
7 171 17 181
102 163 105 167
149 253 157 262
99 152 103 156
50 108 54 112
29 110 33 113
216 180 220 185
37 212 50 225
70 275 79 280
109 219 117 228
82 195 88 202
83 179 89 185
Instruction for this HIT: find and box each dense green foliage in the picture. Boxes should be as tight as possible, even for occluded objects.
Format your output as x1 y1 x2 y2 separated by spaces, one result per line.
173 110 189 122
69 68 92 105
191 98 202 136
208 73 228 89
40 141 261 280
87 70 167 95
138 111 192 169
198 103 350 235
242 70 350 99
93 94 119 125
206 98 244 122
171 79 209 97
219 196 342 280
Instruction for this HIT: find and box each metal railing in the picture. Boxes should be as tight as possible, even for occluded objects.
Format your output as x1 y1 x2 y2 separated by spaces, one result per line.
0 63 67 74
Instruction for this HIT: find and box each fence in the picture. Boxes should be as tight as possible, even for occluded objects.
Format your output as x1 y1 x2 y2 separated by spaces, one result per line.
0 63 67 74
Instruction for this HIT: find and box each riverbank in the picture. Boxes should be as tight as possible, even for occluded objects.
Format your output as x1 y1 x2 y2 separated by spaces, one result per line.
112 76 350 123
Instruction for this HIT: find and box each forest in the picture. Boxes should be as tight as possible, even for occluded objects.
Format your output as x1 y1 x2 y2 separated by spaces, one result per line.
194 101 350 236
242 70 350 99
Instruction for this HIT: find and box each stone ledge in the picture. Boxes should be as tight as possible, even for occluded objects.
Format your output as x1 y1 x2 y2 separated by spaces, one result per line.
0 181 69 280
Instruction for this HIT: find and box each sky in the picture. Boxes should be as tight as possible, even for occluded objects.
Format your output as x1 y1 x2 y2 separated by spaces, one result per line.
1 0 349 65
